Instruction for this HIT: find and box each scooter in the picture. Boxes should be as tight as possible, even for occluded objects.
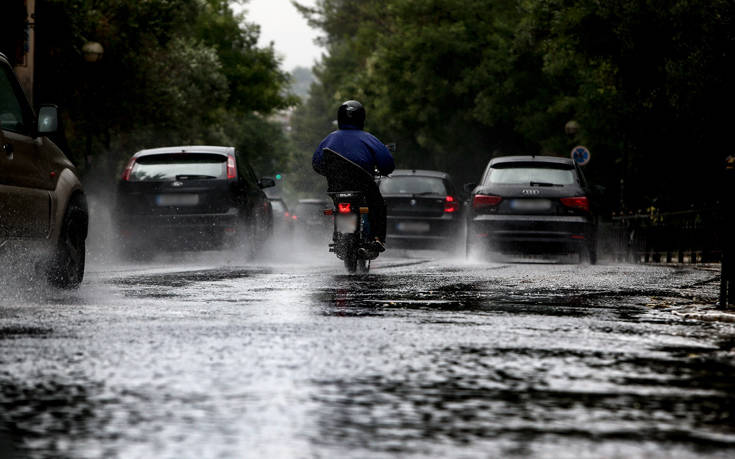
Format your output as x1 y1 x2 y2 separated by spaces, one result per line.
320 148 381 273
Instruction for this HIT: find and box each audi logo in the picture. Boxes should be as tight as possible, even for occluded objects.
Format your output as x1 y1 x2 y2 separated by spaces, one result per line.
521 189 540 196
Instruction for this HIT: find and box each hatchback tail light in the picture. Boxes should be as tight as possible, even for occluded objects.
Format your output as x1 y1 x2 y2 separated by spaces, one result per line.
444 196 459 213
227 155 237 179
121 157 136 181
337 203 351 214
560 196 590 213
472 194 502 209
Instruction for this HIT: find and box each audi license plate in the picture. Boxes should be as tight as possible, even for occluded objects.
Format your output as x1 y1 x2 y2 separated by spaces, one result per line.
156 194 199 206
396 222 430 233
336 214 358 233
510 199 551 211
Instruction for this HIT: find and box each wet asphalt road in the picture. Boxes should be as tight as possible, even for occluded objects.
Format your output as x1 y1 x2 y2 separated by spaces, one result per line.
1 248 735 458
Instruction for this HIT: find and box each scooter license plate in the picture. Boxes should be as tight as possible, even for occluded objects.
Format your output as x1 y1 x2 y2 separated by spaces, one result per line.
336 214 358 233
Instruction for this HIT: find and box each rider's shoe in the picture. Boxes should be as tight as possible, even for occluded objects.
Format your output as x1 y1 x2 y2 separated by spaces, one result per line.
370 239 386 253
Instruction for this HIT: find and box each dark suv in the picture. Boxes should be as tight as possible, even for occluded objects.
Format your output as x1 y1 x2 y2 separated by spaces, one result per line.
115 146 274 256
0 52 88 287
466 155 597 263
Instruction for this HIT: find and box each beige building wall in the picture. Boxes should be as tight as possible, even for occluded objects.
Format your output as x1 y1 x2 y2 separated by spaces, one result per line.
13 0 36 104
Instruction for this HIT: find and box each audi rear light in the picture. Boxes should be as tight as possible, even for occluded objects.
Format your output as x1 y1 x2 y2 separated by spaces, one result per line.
560 196 590 213
338 203 351 214
473 194 502 209
227 155 237 179
121 157 136 181
444 195 459 213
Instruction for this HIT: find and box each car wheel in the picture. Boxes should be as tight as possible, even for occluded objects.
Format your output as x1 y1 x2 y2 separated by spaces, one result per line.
47 198 87 288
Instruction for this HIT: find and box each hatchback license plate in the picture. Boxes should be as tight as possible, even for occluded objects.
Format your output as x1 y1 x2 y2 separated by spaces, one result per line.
156 194 199 206
510 199 551 211
396 222 430 233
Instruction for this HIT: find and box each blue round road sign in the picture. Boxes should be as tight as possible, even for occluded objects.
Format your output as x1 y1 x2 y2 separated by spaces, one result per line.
571 145 591 166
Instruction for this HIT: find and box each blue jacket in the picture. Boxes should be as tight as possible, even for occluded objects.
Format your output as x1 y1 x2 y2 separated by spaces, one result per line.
313 126 395 176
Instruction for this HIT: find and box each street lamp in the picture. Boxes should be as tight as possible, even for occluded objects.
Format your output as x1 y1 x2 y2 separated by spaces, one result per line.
82 41 104 63
564 120 580 137
82 41 104 169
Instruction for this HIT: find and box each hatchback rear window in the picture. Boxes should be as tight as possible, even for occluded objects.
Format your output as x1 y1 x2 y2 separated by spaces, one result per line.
486 163 575 186
295 202 328 214
129 153 226 182
270 201 286 213
379 176 447 195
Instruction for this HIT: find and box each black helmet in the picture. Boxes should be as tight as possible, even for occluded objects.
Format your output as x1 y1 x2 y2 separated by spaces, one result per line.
337 100 365 129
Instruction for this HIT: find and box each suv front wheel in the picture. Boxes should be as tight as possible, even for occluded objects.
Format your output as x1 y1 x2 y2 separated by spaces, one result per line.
47 197 87 288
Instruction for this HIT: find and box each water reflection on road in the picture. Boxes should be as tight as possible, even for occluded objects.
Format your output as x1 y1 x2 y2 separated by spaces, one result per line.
0 254 734 458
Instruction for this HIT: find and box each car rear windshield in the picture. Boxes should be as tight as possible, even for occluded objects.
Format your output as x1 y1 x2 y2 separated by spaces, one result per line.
295 202 327 213
129 153 227 182
379 176 447 195
486 163 575 186
270 201 286 213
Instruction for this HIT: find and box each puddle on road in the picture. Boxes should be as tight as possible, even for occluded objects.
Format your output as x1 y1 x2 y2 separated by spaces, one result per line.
309 342 735 457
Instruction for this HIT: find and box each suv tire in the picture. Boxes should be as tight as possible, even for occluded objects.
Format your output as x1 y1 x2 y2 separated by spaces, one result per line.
47 198 87 288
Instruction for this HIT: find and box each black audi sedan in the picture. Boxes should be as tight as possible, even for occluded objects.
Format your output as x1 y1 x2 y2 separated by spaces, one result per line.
466 155 597 263
378 169 464 251
115 146 274 257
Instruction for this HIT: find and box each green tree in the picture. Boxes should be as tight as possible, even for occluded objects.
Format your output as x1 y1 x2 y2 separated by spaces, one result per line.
293 0 735 211
36 0 296 178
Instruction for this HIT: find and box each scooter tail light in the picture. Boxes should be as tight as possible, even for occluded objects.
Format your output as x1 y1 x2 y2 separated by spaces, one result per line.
121 157 136 181
338 203 351 214
473 194 502 209
227 155 237 179
560 196 590 213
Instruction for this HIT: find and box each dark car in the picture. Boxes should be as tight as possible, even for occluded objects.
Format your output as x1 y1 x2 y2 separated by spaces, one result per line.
466 155 597 263
115 145 274 256
0 52 88 288
292 198 331 241
268 197 294 236
378 169 464 251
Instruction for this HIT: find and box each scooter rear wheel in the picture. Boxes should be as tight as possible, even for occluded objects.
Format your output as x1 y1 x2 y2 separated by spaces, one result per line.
344 253 358 273
356 258 369 273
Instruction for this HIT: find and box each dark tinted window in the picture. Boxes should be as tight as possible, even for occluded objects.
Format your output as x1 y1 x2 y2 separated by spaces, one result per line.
379 176 448 195
0 65 31 135
270 200 286 213
485 163 575 186
130 153 226 182
294 202 328 217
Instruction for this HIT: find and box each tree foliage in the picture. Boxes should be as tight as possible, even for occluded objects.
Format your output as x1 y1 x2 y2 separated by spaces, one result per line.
292 0 735 211
36 0 296 176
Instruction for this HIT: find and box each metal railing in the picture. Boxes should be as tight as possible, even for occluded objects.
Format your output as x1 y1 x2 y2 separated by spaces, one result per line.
604 208 722 264
602 207 733 309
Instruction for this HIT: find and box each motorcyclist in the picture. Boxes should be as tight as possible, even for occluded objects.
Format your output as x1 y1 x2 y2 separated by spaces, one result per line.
312 100 395 252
